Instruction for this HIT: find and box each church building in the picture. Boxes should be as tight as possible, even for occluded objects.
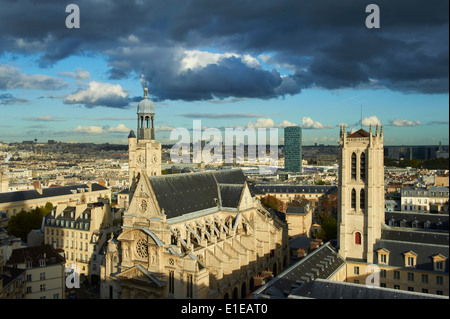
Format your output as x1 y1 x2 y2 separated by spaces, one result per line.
100 85 289 299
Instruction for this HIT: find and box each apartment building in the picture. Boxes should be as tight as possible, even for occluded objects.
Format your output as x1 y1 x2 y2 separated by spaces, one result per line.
43 201 113 285
0 262 25 299
0 182 110 219
5 245 65 299
401 186 449 212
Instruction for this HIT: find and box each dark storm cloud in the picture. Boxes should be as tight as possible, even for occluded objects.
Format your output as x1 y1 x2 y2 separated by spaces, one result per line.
0 0 447 101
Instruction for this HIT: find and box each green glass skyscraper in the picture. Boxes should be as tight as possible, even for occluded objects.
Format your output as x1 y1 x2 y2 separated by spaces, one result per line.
284 126 302 172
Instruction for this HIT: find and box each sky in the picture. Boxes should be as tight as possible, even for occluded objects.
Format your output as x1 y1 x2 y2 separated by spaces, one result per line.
0 0 448 146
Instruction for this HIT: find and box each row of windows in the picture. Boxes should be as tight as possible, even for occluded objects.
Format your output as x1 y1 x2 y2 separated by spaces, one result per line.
353 267 445 285
46 237 90 252
402 191 449 197
25 272 47 282
46 228 89 239
46 218 90 230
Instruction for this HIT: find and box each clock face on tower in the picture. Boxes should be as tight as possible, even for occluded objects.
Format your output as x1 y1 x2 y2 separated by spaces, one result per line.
137 154 145 165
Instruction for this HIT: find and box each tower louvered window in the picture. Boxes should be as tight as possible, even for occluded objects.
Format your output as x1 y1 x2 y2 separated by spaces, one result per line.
360 189 365 210
351 153 357 180
351 189 356 209
360 152 366 180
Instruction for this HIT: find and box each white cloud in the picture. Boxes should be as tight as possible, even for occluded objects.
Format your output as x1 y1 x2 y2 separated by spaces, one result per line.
0 63 67 90
156 125 176 131
72 124 130 134
389 119 422 127
73 125 105 134
247 118 275 129
276 120 297 128
23 116 67 122
58 67 90 81
179 50 261 73
301 117 333 129
106 124 130 133
361 116 381 127
63 81 130 108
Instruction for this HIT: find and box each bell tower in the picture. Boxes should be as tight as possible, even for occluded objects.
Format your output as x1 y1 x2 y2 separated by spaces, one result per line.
128 84 161 194
337 125 384 262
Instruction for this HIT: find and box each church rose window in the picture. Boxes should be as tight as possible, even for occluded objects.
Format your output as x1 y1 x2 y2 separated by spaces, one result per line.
136 239 148 259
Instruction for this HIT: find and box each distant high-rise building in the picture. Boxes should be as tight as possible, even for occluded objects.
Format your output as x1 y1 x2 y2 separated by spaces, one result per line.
284 126 302 172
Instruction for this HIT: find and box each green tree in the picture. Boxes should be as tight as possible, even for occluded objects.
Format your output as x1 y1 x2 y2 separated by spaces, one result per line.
6 202 53 241
260 195 286 212
316 215 337 242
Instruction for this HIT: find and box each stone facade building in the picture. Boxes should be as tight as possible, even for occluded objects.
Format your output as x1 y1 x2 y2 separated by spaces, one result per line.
100 86 289 299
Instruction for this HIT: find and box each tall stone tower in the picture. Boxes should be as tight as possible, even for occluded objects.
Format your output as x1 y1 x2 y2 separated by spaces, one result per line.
337 125 384 262
128 84 162 194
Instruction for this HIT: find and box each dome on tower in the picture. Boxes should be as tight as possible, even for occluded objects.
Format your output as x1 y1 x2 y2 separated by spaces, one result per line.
137 85 155 114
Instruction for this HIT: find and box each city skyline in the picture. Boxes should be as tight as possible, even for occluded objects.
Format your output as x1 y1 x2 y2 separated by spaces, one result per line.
0 1 448 146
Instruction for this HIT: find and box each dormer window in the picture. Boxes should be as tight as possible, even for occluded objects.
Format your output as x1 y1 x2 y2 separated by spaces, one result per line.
39 259 46 267
388 218 395 227
404 251 417 268
26 259 33 268
432 254 446 272
377 248 390 265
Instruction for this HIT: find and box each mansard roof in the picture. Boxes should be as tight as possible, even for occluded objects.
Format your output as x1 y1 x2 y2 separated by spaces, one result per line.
6 244 65 267
374 233 449 272
289 279 445 299
385 211 449 231
147 169 247 218
0 183 108 204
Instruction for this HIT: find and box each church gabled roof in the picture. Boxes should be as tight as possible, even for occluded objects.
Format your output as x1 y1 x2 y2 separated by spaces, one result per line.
347 128 371 138
146 169 247 218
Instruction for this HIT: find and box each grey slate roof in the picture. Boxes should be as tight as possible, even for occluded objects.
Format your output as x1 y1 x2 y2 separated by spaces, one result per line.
0 183 108 204
253 184 337 195
219 184 243 208
148 169 247 218
374 231 449 272
380 228 449 246
385 211 449 231
289 278 446 299
253 242 345 298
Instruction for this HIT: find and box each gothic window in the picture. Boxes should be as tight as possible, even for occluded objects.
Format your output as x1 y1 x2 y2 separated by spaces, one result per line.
351 153 357 180
186 274 193 298
355 232 361 245
169 271 175 294
360 189 365 210
351 189 356 209
360 152 366 180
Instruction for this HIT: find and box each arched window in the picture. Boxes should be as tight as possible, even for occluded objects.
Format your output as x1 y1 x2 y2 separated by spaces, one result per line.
360 189 365 210
351 189 356 209
360 152 366 180
351 153 357 180
355 232 361 245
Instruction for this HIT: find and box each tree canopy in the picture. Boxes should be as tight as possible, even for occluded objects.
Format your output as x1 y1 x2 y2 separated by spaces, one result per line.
6 202 54 241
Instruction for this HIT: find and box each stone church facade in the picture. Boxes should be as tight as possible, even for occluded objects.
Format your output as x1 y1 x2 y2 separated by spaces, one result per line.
100 86 289 299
